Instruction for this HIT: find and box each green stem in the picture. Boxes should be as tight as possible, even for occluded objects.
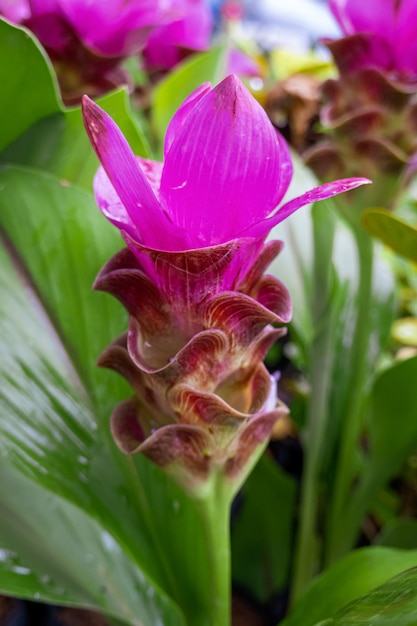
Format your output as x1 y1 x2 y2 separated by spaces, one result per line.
325 228 374 564
195 476 233 626
290 203 337 603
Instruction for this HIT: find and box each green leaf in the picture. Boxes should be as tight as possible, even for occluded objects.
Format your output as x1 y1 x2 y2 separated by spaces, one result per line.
0 463 185 626
152 45 227 148
367 356 417 479
316 567 417 626
231 455 297 602
0 18 61 152
361 208 417 264
281 547 417 626
1 88 150 189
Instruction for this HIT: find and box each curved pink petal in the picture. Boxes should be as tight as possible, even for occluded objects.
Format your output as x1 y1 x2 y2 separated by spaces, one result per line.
164 82 211 158
93 157 163 238
240 177 371 239
82 96 187 250
160 74 291 246
329 0 396 38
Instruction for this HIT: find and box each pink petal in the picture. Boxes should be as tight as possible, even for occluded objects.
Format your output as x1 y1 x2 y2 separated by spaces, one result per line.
164 82 211 158
82 96 186 249
394 1 417 76
241 178 371 239
227 48 261 78
58 0 162 56
143 0 213 70
160 74 291 246
0 0 30 22
329 0 396 38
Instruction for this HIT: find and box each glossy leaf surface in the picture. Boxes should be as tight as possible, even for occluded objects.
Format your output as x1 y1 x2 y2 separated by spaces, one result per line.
282 547 417 626
315 567 417 626
362 208 417 264
0 18 61 152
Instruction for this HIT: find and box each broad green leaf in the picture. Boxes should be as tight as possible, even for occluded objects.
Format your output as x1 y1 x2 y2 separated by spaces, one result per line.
0 18 61 152
0 165 126 398
281 547 417 626
315 567 417 626
231 455 297 602
361 208 417 264
368 356 417 478
0 463 185 626
152 45 227 147
1 89 150 189
0 167 217 624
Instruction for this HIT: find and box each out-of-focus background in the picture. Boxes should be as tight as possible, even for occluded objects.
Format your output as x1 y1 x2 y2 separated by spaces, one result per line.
207 0 340 52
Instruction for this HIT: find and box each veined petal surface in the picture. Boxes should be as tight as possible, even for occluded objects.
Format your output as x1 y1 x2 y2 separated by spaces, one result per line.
160 74 291 246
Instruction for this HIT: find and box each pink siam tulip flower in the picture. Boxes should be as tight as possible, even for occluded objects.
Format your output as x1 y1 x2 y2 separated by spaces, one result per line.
304 1 417 211
0 0 166 103
142 0 213 72
329 0 417 79
82 75 369 494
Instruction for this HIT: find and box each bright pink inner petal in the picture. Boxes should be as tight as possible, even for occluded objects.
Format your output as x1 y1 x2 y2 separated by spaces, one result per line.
160 74 290 246
164 82 212 158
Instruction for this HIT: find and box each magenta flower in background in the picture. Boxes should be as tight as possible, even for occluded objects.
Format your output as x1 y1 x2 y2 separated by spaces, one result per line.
7 0 163 57
82 75 369 492
0 0 167 103
0 0 29 22
329 0 417 78
142 0 213 72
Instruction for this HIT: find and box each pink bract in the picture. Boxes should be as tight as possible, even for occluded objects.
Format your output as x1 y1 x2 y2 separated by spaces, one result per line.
142 0 213 71
329 0 417 77
2 0 164 57
82 74 368 258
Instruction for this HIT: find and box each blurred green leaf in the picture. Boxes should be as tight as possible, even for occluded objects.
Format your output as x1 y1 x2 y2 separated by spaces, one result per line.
0 463 185 626
314 567 417 626
231 455 297 602
367 356 417 478
362 208 417 264
0 18 61 152
152 45 227 148
281 547 417 626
